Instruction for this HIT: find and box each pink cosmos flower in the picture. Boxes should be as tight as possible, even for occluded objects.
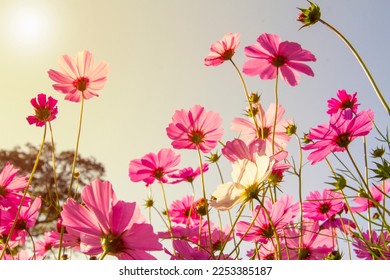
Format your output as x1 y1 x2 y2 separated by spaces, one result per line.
204 33 240 66
284 220 334 260
231 103 291 155
1 197 41 246
199 226 232 254
327 89 359 119
302 189 344 221
0 162 29 208
302 109 374 164
129 148 181 187
48 50 109 102
353 230 390 260
246 241 289 260
168 164 209 184
351 181 390 213
222 138 266 163
166 105 224 153
242 33 316 86
35 231 57 257
321 217 356 236
26 93 58 127
167 240 213 260
61 179 162 259
2 249 43 260
168 195 201 226
236 195 299 244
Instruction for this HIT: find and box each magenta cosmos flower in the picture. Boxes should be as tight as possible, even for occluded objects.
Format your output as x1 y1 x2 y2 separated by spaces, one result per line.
222 138 266 163
204 33 240 66
302 189 344 221
166 105 224 153
231 103 291 155
168 163 209 184
242 33 316 86
129 148 181 187
353 230 390 260
284 220 334 260
61 179 162 259
351 181 390 213
26 93 58 127
303 109 374 164
0 162 29 208
168 195 201 226
1 197 41 246
327 89 359 119
236 195 299 244
48 50 109 102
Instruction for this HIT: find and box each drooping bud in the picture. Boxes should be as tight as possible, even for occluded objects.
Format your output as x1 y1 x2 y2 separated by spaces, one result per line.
297 1 321 29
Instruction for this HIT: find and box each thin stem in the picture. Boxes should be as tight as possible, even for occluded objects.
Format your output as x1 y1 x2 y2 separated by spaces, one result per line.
48 123 60 211
68 96 85 197
272 71 279 156
196 147 214 258
218 203 246 259
229 59 263 138
0 124 47 259
159 182 173 237
319 19 389 114
293 134 304 257
215 161 225 184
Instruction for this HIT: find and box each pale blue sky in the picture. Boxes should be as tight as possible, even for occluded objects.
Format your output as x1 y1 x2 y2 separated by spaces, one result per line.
1 0 389 258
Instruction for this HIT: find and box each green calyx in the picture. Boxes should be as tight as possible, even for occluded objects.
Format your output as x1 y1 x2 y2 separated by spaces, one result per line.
297 1 321 29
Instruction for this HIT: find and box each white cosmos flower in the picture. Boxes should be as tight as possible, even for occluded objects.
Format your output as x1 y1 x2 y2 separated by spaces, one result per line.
210 155 274 211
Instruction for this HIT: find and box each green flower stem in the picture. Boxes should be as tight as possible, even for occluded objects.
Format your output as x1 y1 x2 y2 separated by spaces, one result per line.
272 71 279 156
293 134 304 257
218 203 246 259
319 19 390 114
159 182 173 238
48 122 60 211
196 147 214 258
215 161 225 184
0 124 47 260
68 96 85 197
229 59 264 138
99 250 109 260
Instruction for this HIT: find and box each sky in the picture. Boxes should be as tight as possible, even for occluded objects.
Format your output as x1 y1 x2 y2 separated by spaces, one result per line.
0 0 389 259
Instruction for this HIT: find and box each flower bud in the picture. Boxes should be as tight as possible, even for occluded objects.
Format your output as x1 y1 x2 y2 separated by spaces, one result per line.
206 152 221 163
286 123 297 136
249 92 261 104
196 198 208 216
144 197 154 208
328 174 347 191
297 1 321 29
371 147 385 158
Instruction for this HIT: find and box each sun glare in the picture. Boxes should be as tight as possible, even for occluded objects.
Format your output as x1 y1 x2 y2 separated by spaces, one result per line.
3 4 52 52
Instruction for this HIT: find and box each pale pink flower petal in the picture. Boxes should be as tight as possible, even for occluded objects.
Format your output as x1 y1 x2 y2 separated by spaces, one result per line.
204 33 240 66
48 50 109 102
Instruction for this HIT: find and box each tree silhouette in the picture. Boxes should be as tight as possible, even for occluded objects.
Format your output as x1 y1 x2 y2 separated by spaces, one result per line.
0 143 105 236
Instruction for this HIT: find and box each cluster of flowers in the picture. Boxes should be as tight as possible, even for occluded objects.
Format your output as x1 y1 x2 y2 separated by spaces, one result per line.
0 1 389 260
